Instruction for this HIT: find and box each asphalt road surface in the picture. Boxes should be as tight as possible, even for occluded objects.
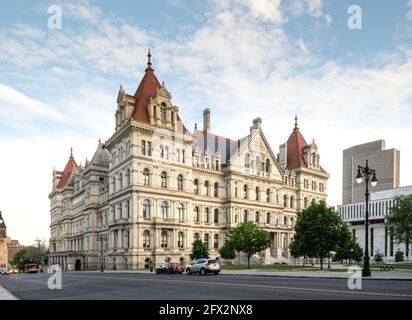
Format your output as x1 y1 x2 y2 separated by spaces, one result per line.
1 272 412 300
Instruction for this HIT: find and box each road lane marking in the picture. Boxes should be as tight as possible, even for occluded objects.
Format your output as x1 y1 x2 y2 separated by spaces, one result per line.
61 274 412 299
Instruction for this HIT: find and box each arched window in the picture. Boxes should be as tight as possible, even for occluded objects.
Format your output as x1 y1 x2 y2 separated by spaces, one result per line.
214 234 219 249
126 168 131 185
204 180 209 196
304 197 308 208
193 233 199 241
284 195 288 207
255 211 260 223
143 199 151 218
290 196 294 208
161 230 168 248
214 183 218 197
214 209 219 224
125 200 130 219
204 234 209 248
143 230 150 248
119 173 123 189
205 208 210 223
112 176 116 193
245 153 250 168
266 189 270 202
235 215 238 223
160 201 168 219
177 174 183 191
266 212 270 224
161 171 167 188
177 232 184 248
255 187 260 200
284 216 288 225
194 179 199 195
143 168 150 186
161 104 166 122
265 159 271 173
177 203 184 221
194 206 200 223
243 210 248 223
243 184 248 199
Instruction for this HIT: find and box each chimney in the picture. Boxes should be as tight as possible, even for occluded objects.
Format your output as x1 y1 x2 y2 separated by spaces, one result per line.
203 108 211 131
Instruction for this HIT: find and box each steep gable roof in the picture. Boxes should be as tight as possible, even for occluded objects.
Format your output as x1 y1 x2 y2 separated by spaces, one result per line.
131 49 162 123
286 117 309 170
56 149 77 189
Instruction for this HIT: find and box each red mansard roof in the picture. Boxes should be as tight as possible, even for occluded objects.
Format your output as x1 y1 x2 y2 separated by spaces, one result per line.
56 149 77 189
131 49 162 123
286 117 309 170
130 49 189 134
285 116 327 173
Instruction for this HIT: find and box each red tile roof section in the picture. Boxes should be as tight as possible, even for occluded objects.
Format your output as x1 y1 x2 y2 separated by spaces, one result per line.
286 117 309 170
56 151 77 189
131 49 190 135
131 59 162 123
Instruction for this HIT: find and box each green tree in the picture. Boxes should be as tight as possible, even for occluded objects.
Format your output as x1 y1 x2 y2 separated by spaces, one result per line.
374 250 384 262
190 240 209 261
226 221 271 269
387 194 412 260
12 248 28 270
218 241 236 263
395 250 404 262
290 201 344 270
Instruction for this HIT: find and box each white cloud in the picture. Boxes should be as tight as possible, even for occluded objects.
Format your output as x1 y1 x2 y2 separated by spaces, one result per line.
307 0 322 18
0 83 66 123
238 0 286 24
407 0 412 21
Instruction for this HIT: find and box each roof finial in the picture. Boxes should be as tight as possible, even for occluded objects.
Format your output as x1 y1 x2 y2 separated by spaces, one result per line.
146 48 153 71
70 147 73 157
294 114 298 129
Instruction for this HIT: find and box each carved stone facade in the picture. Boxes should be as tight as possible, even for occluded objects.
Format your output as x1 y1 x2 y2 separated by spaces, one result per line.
0 213 10 269
49 52 329 271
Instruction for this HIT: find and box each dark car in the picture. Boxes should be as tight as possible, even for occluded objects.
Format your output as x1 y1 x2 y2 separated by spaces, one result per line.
155 263 184 274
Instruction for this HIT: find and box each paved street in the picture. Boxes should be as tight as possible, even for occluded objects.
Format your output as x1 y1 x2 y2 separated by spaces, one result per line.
1 272 412 300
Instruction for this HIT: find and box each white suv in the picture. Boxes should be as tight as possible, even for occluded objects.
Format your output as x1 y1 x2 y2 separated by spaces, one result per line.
185 259 221 275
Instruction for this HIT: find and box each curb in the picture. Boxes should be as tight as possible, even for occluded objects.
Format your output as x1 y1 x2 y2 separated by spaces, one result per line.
0 285 19 300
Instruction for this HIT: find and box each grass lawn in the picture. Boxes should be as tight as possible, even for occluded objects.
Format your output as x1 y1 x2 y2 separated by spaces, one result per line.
221 264 344 271
221 263 412 272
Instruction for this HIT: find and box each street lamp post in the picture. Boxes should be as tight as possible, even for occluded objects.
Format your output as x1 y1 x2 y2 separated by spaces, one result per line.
356 160 378 277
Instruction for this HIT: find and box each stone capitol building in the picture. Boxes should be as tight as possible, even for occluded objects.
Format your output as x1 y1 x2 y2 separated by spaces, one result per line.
49 51 329 271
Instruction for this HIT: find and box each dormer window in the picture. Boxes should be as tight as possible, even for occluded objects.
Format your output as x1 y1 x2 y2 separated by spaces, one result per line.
161 102 167 122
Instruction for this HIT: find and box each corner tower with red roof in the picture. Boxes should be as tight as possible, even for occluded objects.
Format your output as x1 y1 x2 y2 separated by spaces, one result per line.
279 116 329 208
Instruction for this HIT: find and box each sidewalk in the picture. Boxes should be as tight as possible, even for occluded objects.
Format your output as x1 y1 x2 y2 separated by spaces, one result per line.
0 285 18 300
219 269 412 280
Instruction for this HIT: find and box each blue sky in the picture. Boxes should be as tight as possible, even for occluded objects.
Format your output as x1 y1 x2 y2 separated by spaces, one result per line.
0 0 411 245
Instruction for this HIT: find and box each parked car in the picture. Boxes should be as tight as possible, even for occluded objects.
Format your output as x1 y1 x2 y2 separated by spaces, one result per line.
0 268 9 275
185 259 221 275
155 263 184 274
